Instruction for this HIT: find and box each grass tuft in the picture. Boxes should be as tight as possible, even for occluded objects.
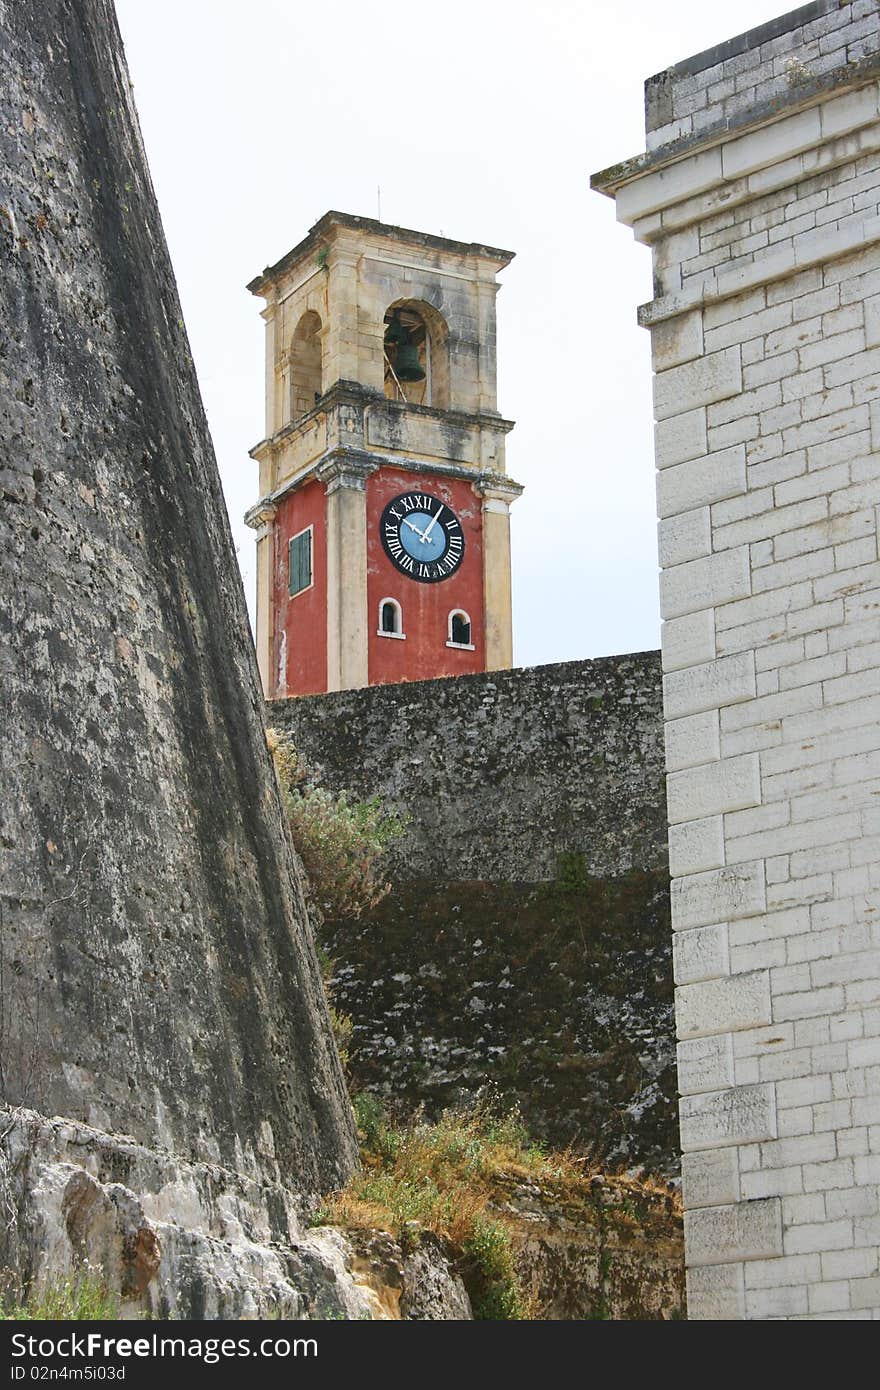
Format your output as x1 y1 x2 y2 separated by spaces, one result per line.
0 1273 119 1321
319 1096 606 1319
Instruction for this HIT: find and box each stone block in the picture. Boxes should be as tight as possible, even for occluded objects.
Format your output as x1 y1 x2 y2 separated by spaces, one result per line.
723 110 821 181
819 84 880 141
684 1198 783 1267
667 752 760 824
672 861 767 931
658 507 712 567
681 1146 740 1209
657 444 747 518
744 1284 808 1318
617 146 723 225
661 610 716 674
740 1164 804 1200
676 969 772 1039
677 1030 735 1094
653 347 743 422
664 651 756 718
673 921 729 986
668 816 725 877
651 309 704 370
665 710 721 772
655 407 708 469
685 1262 745 1319
660 546 751 620
679 1082 777 1151
784 1218 854 1255
851 1276 880 1310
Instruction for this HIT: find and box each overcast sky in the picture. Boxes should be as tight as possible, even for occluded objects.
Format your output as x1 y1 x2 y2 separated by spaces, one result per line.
115 0 789 670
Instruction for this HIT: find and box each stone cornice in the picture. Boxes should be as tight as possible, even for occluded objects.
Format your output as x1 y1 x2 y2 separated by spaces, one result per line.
474 474 525 505
596 80 880 235
591 51 880 202
369 396 515 436
315 453 378 495
249 380 515 463
243 499 278 531
245 449 523 521
248 211 514 298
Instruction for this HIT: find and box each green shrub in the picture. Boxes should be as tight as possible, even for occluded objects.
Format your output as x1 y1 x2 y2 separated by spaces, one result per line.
322 1098 559 1319
267 730 405 922
462 1217 526 1320
352 1092 401 1162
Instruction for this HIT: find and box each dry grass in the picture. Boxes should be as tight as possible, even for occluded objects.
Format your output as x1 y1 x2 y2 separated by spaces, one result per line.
318 1098 556 1317
318 1096 679 1319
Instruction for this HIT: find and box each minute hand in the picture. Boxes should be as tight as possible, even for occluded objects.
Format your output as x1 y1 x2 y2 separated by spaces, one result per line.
422 505 445 542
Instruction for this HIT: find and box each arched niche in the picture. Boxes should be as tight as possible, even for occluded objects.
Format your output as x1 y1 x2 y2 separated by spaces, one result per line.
382 299 449 409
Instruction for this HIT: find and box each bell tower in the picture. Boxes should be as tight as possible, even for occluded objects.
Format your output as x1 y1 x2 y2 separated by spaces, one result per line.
245 211 522 698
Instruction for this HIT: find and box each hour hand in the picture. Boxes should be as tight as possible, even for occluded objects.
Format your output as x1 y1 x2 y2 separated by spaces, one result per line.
403 518 429 541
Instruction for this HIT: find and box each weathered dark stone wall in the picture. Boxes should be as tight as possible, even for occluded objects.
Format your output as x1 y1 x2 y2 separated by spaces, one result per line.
272 655 668 882
0 0 355 1195
272 657 677 1172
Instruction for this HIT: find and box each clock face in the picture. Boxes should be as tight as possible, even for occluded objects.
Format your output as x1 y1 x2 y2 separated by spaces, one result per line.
380 491 465 583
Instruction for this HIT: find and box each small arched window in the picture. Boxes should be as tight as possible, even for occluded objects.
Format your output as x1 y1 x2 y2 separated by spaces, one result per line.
447 610 474 649
377 597 405 639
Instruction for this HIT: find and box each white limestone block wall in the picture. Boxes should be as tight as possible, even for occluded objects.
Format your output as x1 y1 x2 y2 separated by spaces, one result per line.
594 0 880 1319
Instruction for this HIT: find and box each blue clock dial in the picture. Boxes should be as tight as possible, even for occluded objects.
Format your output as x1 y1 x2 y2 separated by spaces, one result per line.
380 491 465 583
399 515 448 562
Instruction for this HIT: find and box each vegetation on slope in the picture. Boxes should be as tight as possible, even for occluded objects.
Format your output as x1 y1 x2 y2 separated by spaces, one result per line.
267 728 405 922
319 1095 681 1319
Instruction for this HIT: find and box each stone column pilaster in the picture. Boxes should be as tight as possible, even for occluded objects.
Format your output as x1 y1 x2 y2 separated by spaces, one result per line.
317 455 377 691
475 475 523 671
245 501 277 698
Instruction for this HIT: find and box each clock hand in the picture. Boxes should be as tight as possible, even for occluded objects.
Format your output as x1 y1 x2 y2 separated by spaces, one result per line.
421 505 445 541
402 518 429 542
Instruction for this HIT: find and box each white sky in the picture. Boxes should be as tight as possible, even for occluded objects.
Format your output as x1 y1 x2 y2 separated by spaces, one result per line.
115 0 789 669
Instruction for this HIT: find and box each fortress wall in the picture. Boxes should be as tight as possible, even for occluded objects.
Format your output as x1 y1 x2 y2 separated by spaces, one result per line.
0 0 355 1197
595 0 880 1320
270 654 667 882
271 656 680 1171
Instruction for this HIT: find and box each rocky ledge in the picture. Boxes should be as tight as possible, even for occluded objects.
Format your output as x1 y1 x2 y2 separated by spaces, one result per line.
0 1107 684 1319
0 1107 466 1319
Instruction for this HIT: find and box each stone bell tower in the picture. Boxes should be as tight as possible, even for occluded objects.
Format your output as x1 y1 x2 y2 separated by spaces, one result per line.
245 211 522 698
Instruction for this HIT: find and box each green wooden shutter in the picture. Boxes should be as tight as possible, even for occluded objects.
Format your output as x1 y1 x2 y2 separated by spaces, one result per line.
288 530 312 596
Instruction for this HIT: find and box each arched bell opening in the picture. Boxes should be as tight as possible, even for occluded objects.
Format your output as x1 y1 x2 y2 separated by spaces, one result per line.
382 300 449 408
290 310 323 421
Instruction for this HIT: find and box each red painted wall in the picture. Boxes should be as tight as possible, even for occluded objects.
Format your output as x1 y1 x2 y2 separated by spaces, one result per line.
366 468 485 686
273 481 327 697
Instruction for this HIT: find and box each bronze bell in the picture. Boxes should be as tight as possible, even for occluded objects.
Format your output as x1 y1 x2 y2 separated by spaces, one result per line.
386 313 426 383
394 340 426 382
